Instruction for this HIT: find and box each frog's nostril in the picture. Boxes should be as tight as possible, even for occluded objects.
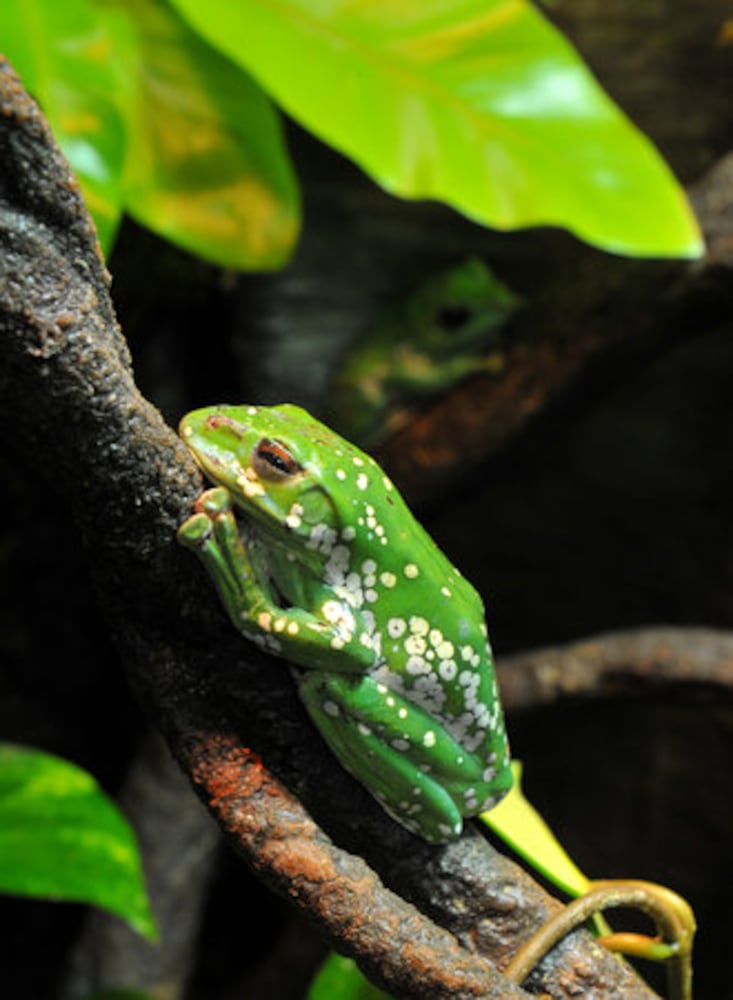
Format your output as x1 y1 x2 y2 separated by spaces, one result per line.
206 414 243 437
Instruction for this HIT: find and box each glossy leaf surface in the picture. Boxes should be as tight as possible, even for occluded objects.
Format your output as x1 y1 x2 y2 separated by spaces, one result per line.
170 0 702 258
0 744 156 940
481 761 589 897
1 0 299 268
117 0 300 269
2 0 127 251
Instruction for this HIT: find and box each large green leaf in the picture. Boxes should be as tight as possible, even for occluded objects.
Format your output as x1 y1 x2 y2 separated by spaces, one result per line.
107 0 300 270
0 744 156 940
2 0 127 251
169 0 702 259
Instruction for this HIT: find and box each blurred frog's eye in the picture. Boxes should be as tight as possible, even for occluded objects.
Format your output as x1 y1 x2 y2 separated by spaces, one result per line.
252 438 301 481
436 305 472 330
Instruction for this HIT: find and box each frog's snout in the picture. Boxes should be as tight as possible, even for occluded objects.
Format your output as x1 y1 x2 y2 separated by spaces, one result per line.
203 413 246 439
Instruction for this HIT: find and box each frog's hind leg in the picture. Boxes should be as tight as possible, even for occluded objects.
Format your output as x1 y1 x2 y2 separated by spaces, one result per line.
298 672 468 842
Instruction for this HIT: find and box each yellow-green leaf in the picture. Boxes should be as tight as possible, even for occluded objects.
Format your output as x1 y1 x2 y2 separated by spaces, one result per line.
2 0 127 251
169 0 702 259
481 762 590 898
109 0 300 270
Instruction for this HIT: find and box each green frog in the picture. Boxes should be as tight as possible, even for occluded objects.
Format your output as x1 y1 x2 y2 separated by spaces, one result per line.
328 258 518 447
178 403 512 842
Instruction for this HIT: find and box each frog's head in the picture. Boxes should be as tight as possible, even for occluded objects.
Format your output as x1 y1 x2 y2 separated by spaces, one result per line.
180 403 378 549
409 258 518 356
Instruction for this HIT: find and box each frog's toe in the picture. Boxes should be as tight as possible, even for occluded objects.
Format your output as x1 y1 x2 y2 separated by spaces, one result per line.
195 486 232 516
177 512 213 547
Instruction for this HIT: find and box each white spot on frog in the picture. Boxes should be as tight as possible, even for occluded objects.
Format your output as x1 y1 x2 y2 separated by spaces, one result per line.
322 600 343 623
387 617 406 638
439 659 457 681
405 634 427 656
437 640 455 660
238 473 265 499
406 656 429 675
285 502 304 529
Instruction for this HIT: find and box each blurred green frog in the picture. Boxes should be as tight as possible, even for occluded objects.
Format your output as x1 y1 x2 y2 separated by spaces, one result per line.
327 258 518 448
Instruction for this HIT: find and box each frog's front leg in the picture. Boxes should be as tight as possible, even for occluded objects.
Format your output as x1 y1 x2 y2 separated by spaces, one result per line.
178 488 375 671
298 671 508 842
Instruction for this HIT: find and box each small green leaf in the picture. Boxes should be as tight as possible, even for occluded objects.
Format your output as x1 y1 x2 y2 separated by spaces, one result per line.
2 0 127 252
169 0 702 259
480 761 589 898
0 744 156 940
308 954 392 1000
109 0 300 270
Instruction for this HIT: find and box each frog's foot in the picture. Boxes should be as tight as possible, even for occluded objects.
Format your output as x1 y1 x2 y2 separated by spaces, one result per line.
303 676 463 842
505 880 695 1000
178 487 233 546
178 487 259 626
298 671 511 843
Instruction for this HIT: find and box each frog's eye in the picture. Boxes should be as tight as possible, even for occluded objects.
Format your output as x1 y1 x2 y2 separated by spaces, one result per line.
437 305 472 330
252 438 301 481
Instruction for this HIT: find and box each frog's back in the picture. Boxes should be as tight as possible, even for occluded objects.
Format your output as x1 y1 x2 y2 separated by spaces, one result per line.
311 439 498 743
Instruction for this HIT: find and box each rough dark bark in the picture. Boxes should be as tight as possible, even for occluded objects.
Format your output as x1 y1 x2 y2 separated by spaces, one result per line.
0 59 661 999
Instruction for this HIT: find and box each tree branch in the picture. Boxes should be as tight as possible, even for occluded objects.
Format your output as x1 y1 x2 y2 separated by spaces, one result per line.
0 58 659 998
497 627 733 711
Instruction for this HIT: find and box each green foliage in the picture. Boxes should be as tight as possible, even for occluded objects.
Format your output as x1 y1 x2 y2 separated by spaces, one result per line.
3 0 128 249
1 0 299 267
2 0 701 265
308 954 392 1000
0 743 156 940
168 0 702 259
112 0 299 269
